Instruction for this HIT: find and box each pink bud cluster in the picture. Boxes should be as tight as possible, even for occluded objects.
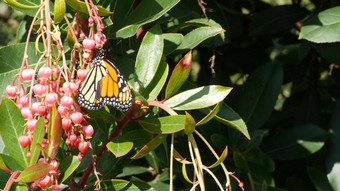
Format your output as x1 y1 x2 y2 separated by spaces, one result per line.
4 2 108 189
9 63 94 189
9 65 94 159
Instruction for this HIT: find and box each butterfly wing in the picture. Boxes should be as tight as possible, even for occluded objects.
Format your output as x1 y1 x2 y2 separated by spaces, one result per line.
96 59 133 111
78 60 107 110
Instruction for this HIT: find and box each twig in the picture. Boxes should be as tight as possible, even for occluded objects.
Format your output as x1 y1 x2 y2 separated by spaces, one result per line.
197 0 208 18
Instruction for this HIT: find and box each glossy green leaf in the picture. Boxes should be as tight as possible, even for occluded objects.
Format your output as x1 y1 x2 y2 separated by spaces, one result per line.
0 156 6 171
131 134 167 159
29 117 44 165
84 179 129 191
122 130 153 148
206 103 250 140
141 56 168 100
326 99 340 191
66 0 112 16
184 112 196 135
174 18 225 43
53 0 65 24
121 176 153 191
0 97 28 169
139 115 186 134
135 25 163 92
174 27 224 52
164 85 232 110
307 167 333 191
0 43 43 96
186 18 225 29
4 0 43 17
110 0 135 30
59 156 80 183
300 6 340 43
208 146 228 168
250 5 309 35
230 62 283 130
107 138 134 158
4 0 40 9
47 106 62 159
163 33 184 55
17 164 52 183
266 124 329 160
116 166 152 178
197 101 223 126
113 0 180 39
0 154 22 171
165 51 192 98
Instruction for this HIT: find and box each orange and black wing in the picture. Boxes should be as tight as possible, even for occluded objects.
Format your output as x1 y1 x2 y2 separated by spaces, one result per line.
78 63 106 110
96 59 133 111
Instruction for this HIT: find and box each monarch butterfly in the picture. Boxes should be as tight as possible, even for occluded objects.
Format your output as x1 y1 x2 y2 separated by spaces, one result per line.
78 49 133 111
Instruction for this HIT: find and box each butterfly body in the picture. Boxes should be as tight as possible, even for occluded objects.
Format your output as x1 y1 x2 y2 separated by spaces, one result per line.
78 49 133 111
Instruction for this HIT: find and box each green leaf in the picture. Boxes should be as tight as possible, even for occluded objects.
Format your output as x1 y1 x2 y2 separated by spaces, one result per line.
300 6 340 43
47 106 62 159
15 183 28 191
174 27 224 52
230 62 283 130
0 170 10 189
66 0 112 16
0 97 28 169
17 163 52 183
107 138 134 158
0 43 43 96
113 0 180 39
0 154 22 171
315 43 340 65
250 5 309 35
53 0 65 24
84 179 129 191
122 177 154 191
29 117 44 165
165 51 192 99
59 156 80 183
206 103 250 140
141 56 169 100
145 151 160 172
197 101 223 126
122 130 153 148
266 124 329 160
138 115 186 134
149 181 169 191
135 25 163 92
164 85 232 110
163 33 184 55
110 0 135 30
4 0 40 9
307 167 333 191
208 146 228 168
117 166 152 178
4 0 44 17
131 134 167 159
326 99 340 191
184 112 196 135
233 151 249 173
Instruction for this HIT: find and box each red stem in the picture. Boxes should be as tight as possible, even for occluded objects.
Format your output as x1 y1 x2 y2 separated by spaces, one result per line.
76 107 136 189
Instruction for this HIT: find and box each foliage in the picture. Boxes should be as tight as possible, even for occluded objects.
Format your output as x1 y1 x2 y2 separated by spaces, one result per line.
0 0 340 191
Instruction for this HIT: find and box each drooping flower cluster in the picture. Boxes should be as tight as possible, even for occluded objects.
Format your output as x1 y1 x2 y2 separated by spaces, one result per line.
4 1 107 189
